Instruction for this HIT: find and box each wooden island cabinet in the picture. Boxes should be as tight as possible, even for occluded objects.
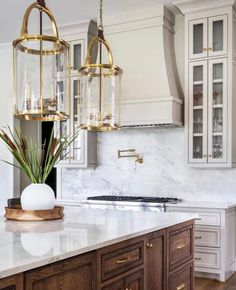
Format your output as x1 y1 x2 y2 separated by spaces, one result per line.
0 220 194 290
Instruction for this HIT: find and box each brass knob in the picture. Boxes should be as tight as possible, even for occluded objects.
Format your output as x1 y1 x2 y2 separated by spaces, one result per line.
147 242 153 248
203 48 208 52
195 257 202 261
208 47 213 51
195 236 202 240
208 154 212 157
177 283 186 290
203 154 207 158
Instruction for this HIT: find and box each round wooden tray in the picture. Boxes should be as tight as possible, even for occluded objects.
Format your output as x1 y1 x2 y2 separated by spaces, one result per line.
4 206 64 222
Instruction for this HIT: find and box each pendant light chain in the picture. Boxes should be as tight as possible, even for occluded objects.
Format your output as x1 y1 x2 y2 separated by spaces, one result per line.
98 0 104 32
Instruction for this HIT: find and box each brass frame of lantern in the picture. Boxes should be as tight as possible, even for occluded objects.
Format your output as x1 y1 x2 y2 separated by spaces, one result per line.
13 2 70 121
78 0 123 132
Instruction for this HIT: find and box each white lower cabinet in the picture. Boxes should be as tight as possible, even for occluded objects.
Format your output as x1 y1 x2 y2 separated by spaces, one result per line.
166 205 236 281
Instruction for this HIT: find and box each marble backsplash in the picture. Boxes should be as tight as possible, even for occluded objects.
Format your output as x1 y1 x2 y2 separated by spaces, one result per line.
61 128 236 203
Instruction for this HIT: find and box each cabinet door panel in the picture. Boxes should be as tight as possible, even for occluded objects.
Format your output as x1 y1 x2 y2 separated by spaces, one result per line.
189 19 208 59
188 61 208 163
208 15 227 57
102 279 124 290
146 230 166 290
169 262 194 290
0 275 23 290
208 58 227 163
125 270 144 290
25 253 96 290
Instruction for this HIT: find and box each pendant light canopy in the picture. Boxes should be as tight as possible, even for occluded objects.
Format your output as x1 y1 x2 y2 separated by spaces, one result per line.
13 0 70 121
79 0 123 131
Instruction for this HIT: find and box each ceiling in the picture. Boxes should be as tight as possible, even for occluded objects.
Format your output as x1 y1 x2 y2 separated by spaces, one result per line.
0 0 177 43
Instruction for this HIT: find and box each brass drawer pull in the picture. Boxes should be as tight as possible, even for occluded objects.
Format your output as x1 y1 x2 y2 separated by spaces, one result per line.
125 288 132 290
177 283 186 290
195 257 202 261
116 256 132 264
203 48 208 52
177 243 186 250
147 242 153 248
195 236 202 240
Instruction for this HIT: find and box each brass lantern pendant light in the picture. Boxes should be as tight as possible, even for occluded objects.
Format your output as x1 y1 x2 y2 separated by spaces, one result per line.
79 0 123 131
13 0 70 121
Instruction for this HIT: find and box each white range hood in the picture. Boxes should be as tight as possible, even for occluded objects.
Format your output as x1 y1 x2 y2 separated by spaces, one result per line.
105 5 184 128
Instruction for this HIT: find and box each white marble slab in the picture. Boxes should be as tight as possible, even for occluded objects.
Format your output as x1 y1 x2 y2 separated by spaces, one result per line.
0 207 197 279
59 128 236 205
167 201 236 209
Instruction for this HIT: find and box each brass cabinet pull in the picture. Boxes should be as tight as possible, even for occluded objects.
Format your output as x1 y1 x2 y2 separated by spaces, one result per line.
208 154 212 157
195 236 202 240
177 283 186 290
125 288 132 290
116 256 132 264
147 242 153 248
208 47 213 51
195 257 202 261
203 48 208 51
176 243 186 250
203 154 207 158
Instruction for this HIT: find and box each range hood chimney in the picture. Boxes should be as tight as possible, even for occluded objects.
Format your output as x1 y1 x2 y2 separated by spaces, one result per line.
107 5 184 128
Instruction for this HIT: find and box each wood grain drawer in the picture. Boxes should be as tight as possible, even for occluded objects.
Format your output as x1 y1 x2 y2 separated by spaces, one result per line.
169 262 194 290
100 241 144 282
168 209 221 227
168 223 194 270
195 247 220 269
195 227 220 247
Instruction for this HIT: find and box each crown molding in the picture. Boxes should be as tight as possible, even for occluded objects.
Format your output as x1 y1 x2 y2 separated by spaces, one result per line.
173 0 235 14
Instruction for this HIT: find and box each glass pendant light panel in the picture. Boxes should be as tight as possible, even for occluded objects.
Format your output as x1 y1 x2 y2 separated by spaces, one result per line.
79 67 121 131
14 39 69 121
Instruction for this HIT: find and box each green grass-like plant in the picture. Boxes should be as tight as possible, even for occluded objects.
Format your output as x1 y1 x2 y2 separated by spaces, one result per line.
0 126 77 184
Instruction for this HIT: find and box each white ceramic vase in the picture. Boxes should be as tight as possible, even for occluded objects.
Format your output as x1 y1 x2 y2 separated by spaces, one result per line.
21 183 55 210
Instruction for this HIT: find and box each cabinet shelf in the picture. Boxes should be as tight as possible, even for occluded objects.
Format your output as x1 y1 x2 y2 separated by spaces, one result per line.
193 133 203 137
193 106 203 110
213 79 223 83
193 81 203 85
213 104 223 108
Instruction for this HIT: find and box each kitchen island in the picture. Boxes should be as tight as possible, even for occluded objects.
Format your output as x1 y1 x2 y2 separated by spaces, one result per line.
0 207 197 290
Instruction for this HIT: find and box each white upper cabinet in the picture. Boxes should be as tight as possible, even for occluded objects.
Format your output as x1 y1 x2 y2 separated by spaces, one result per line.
176 0 236 168
188 58 228 165
189 18 208 59
189 15 227 59
55 21 97 168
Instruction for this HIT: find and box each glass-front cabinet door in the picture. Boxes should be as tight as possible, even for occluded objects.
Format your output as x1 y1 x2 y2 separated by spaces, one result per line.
208 15 227 57
208 58 227 163
189 19 208 59
189 61 208 163
55 38 96 167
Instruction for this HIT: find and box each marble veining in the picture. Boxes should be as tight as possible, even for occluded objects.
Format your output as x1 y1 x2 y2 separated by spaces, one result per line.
60 128 236 203
0 207 197 279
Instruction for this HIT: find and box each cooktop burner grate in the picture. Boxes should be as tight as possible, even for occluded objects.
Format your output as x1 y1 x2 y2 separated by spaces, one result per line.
87 195 181 203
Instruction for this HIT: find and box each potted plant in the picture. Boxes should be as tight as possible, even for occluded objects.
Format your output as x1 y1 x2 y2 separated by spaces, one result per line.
0 126 77 210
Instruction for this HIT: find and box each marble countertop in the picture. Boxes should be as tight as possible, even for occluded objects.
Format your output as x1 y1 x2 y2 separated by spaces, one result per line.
0 207 197 279
167 201 236 209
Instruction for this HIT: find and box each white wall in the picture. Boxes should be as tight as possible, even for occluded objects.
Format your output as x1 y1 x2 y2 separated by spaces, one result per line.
0 44 19 214
60 12 236 203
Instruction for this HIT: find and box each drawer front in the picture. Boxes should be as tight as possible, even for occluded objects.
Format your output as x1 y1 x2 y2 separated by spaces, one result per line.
169 224 193 270
169 262 194 290
101 241 144 282
195 227 220 247
195 247 220 269
168 209 221 227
